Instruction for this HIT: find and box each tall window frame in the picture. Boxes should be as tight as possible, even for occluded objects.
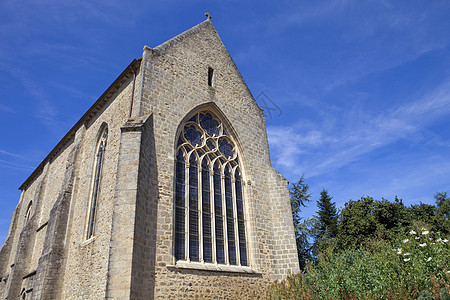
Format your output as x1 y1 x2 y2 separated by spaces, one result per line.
24 201 32 225
86 125 108 240
174 111 248 267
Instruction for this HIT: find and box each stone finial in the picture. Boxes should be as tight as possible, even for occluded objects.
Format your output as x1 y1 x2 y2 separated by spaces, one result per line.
205 12 212 20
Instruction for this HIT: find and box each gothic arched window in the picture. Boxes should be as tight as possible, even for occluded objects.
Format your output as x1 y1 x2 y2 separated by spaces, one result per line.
24 201 32 225
174 112 248 266
86 125 108 240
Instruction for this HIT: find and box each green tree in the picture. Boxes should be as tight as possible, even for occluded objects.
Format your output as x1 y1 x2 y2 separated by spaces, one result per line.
336 196 377 250
311 189 338 257
336 196 411 251
410 202 436 229
372 197 410 240
434 192 450 235
290 175 312 271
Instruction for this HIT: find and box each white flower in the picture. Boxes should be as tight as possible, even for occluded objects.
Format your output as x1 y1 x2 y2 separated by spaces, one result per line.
403 239 409 243
396 248 402 254
443 239 449 243
422 230 429 235
403 252 410 256
427 257 432 262
447 271 450 274
436 238 442 242
415 236 420 240
409 230 417 235
419 243 427 247
404 258 411 262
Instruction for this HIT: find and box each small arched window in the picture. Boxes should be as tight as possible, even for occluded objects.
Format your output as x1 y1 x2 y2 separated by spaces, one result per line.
24 201 32 224
86 125 108 240
174 111 247 266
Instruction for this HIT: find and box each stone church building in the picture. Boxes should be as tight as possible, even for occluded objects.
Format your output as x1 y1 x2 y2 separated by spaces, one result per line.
0 15 299 299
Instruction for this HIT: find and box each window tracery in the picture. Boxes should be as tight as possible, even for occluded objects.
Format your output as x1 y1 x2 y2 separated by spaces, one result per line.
174 111 247 266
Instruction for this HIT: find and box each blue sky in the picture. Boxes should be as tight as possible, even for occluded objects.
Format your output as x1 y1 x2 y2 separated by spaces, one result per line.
1 1 450 245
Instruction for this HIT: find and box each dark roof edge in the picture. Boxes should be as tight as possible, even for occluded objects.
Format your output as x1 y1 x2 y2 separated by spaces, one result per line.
19 58 142 191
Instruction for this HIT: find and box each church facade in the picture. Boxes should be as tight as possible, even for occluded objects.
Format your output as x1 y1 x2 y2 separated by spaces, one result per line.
0 16 299 299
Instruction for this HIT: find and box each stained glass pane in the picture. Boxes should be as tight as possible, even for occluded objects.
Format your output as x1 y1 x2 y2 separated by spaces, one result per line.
206 139 215 151
225 167 236 265
235 169 247 266
200 113 219 137
184 125 202 147
189 155 199 262
213 162 225 264
202 159 212 263
175 150 185 260
218 138 233 159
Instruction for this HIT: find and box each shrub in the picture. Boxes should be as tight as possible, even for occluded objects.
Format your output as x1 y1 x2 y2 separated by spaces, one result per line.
266 229 450 299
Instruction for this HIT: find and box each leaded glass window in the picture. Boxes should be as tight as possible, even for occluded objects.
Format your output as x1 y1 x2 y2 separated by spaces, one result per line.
174 111 248 266
86 126 108 240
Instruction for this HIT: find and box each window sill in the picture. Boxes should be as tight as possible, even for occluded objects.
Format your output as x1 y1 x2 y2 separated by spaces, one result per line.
167 261 261 274
79 236 96 247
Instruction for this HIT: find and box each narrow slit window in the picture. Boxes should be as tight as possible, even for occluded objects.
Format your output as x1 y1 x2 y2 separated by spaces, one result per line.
208 67 214 87
86 126 108 240
24 201 32 224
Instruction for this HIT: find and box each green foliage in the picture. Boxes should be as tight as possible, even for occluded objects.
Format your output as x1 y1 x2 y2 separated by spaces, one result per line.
336 196 411 251
315 189 338 238
266 230 450 299
289 175 312 271
287 174 450 299
336 196 378 250
435 192 450 235
289 175 311 227
311 189 338 257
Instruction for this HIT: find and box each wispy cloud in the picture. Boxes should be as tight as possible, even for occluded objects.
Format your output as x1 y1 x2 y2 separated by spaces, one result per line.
0 160 34 172
0 149 35 162
0 104 13 113
234 1 450 103
0 149 37 172
268 79 450 178
0 61 58 128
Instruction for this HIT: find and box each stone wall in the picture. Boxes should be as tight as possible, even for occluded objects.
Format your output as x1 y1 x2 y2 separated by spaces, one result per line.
58 71 136 299
0 60 139 299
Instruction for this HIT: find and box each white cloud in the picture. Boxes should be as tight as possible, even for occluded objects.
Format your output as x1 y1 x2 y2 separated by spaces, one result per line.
268 79 450 179
0 160 34 172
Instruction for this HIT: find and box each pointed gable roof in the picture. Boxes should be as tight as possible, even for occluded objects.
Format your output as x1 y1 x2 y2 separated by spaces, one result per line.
146 17 262 113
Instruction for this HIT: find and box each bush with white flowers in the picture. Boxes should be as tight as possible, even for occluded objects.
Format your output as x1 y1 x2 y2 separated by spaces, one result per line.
396 227 450 295
267 229 450 299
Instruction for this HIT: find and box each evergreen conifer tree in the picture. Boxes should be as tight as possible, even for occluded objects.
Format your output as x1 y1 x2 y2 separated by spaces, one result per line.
289 175 312 270
312 189 338 256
